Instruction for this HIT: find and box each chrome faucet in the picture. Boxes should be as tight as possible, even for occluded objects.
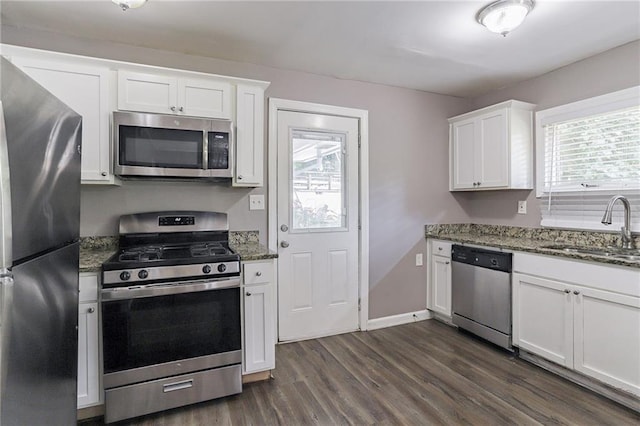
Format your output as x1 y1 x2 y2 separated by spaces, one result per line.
601 195 633 249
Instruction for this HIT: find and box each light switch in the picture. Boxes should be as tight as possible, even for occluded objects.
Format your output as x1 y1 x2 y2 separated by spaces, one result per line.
416 253 423 266
249 194 265 210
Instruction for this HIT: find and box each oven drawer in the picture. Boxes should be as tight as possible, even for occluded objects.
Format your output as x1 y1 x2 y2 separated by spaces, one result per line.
243 261 273 285
104 364 242 424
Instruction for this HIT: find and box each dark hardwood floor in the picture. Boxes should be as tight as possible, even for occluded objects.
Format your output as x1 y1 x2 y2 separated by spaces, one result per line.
83 320 640 425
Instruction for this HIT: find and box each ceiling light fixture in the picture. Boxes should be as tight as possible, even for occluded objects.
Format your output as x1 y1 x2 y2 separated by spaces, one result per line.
112 0 148 11
477 0 535 37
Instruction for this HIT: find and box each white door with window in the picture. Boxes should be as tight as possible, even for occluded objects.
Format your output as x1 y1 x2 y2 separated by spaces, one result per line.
276 110 360 341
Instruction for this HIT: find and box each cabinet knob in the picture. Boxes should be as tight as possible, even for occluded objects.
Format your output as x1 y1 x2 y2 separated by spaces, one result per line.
238 175 243 180
445 261 450 265
170 106 176 112
476 182 481 186
472 182 477 186
87 307 95 314
101 172 107 177
246 292 252 296
573 290 580 295
256 271 262 276
438 247 443 251
179 106 184 112
564 289 571 294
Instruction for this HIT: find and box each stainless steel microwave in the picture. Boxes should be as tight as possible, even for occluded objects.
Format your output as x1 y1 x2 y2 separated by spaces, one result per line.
113 111 233 179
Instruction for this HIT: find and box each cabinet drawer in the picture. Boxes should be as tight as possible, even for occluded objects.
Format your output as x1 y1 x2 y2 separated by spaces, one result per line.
79 273 99 303
243 262 273 285
431 240 452 258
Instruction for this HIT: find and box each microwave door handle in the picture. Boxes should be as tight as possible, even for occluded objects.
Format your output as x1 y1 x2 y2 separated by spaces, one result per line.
202 130 208 171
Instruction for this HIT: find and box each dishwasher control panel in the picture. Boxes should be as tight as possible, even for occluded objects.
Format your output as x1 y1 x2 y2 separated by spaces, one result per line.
451 245 512 273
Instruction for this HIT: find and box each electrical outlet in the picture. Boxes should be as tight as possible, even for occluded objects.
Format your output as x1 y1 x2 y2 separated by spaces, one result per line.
415 253 423 266
249 194 265 210
518 200 527 214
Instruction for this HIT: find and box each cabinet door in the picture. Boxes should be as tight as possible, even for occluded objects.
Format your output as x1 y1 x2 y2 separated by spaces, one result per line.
178 78 231 119
476 109 509 189
234 84 264 187
512 273 573 367
243 283 275 373
450 120 476 190
12 58 112 183
430 255 451 317
77 302 100 408
118 71 178 115
574 287 640 396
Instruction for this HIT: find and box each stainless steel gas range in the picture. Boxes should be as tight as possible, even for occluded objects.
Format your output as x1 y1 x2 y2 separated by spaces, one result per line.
100 211 242 424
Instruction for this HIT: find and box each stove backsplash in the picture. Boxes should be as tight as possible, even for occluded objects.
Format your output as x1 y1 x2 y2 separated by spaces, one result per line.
81 231 260 250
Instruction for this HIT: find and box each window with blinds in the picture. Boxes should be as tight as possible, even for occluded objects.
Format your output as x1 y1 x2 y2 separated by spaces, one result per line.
535 87 640 232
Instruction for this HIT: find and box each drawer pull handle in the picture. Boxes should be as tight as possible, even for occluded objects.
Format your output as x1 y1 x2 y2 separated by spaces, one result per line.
256 271 262 276
163 379 193 393
564 289 571 294
573 290 580 295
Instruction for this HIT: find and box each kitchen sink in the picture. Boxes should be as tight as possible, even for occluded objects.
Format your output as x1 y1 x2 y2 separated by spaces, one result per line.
539 244 640 261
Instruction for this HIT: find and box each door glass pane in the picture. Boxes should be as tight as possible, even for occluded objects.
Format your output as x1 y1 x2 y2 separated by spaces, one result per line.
291 129 346 231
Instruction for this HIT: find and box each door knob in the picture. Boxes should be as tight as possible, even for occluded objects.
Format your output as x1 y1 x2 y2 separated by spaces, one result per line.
280 241 290 248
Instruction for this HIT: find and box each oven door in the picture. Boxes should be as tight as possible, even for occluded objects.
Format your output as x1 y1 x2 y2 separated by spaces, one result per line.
101 278 241 389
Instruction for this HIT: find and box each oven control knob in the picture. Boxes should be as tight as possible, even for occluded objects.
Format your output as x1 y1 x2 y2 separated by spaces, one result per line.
138 270 149 279
217 264 227 273
202 265 212 274
120 271 131 281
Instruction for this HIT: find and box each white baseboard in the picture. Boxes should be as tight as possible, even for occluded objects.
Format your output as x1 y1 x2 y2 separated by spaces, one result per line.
366 309 432 331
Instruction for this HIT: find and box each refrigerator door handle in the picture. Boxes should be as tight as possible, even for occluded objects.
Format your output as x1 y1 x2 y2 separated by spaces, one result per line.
0 102 12 269
0 271 14 403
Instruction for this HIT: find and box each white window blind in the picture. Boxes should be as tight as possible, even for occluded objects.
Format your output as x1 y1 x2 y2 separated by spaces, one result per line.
536 87 640 232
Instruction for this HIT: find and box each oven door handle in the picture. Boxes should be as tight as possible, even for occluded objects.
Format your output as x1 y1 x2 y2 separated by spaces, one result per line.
101 277 241 301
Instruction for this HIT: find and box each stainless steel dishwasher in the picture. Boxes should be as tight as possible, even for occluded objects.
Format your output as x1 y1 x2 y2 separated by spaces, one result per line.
451 244 513 350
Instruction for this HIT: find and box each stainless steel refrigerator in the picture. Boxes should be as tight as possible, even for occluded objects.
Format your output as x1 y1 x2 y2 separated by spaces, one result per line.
0 57 82 425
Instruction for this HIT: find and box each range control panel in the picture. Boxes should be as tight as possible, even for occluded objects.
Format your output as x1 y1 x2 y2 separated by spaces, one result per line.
159 216 195 226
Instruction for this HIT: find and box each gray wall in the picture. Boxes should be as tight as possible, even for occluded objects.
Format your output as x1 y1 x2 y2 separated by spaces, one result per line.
461 40 640 228
1 25 472 320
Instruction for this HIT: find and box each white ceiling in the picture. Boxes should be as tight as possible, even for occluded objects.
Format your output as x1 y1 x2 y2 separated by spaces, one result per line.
1 1 639 98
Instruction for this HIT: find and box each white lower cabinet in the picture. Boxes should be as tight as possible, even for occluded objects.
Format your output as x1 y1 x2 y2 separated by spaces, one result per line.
513 259 640 397
427 240 452 318
242 260 276 374
78 273 102 409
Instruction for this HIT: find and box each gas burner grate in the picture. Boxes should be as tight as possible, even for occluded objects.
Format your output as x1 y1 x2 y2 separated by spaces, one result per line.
190 243 229 257
119 246 163 262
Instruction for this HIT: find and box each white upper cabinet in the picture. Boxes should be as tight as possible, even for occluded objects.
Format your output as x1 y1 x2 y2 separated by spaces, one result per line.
118 71 232 119
234 84 265 187
11 57 114 184
449 100 535 191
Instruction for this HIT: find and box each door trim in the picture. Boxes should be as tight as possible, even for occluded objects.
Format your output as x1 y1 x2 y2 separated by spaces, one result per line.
268 98 369 335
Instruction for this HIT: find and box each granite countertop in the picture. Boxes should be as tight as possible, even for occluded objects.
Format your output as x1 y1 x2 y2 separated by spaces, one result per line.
425 224 640 269
79 232 277 273
230 242 278 261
